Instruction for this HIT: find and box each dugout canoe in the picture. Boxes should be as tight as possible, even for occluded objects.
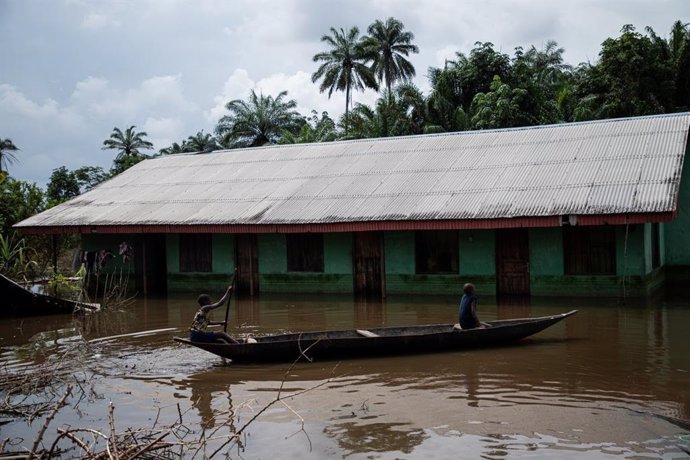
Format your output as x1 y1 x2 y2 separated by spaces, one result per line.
174 310 577 363
0 273 100 317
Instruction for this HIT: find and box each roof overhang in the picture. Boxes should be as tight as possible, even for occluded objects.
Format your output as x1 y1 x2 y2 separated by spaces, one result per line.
16 212 677 235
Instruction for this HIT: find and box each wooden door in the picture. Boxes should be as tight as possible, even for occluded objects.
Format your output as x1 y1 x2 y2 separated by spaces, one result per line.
235 234 259 296
134 234 167 296
496 229 530 296
353 232 385 299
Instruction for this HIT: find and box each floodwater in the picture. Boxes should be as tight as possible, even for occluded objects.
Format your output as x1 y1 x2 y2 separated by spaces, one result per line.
1 293 690 459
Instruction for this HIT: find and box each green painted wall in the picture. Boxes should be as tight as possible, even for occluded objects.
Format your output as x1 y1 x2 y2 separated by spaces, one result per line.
384 230 492 295
212 234 235 273
458 230 495 294
459 230 495 275
530 228 564 277
80 220 665 297
167 234 235 292
616 224 645 278
530 228 564 296
258 233 353 293
666 145 690 267
529 224 659 297
166 234 179 273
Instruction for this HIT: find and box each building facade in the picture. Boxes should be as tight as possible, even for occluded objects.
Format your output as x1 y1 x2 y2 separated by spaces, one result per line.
18 113 690 298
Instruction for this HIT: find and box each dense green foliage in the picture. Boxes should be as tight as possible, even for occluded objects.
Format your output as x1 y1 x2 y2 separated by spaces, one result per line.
46 166 80 207
279 111 339 144
0 172 44 236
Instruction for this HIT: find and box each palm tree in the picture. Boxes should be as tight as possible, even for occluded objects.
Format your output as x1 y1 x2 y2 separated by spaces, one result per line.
102 126 154 161
185 131 219 153
363 18 419 97
214 89 304 148
0 138 19 173
312 27 378 134
159 141 188 155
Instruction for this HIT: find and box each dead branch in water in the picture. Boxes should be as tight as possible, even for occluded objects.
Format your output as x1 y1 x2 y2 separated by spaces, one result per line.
0 336 341 459
203 343 339 458
0 340 97 421
30 385 71 458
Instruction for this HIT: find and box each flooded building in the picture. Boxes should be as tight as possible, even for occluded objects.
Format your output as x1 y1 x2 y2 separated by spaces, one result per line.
16 113 690 298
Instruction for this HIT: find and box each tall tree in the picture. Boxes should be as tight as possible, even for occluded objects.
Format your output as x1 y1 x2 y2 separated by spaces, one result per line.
46 166 80 206
510 41 570 124
0 138 19 173
669 21 690 110
215 89 304 148
312 27 378 133
426 63 468 132
101 126 154 161
363 17 419 97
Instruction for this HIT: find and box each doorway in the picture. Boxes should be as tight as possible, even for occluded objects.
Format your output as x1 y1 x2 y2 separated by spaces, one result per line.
134 234 167 296
496 229 530 296
235 234 259 296
353 232 385 299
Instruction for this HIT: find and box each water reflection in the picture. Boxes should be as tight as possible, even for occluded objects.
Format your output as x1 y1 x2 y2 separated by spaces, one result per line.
1 293 689 458
324 422 427 456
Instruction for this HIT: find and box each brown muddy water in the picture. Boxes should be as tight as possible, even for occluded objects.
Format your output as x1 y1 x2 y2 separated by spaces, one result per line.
1 293 690 459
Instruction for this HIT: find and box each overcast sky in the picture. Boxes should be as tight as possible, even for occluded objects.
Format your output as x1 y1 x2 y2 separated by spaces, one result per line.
1 0 688 186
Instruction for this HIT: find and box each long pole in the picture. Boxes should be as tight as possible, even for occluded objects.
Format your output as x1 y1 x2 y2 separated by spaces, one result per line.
223 272 236 333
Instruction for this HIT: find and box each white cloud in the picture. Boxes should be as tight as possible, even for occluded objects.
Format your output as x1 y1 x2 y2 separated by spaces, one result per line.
434 46 460 68
0 84 60 118
143 117 186 150
205 69 256 123
82 13 121 30
68 74 197 121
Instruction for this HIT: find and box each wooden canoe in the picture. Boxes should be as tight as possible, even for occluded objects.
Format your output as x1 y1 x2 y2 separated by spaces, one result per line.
0 273 100 317
174 310 577 363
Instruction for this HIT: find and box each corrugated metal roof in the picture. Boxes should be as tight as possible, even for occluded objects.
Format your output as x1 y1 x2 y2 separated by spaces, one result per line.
16 113 690 233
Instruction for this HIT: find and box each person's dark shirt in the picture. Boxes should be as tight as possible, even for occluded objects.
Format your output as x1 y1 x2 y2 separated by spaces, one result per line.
458 294 480 329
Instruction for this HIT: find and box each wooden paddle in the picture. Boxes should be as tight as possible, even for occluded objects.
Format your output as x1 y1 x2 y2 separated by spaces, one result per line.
223 271 237 333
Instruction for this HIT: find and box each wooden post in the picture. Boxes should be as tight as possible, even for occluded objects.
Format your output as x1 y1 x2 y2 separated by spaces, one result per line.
223 273 237 333
52 234 58 271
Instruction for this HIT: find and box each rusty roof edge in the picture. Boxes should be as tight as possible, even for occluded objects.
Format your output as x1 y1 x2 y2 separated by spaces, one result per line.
15 212 676 235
